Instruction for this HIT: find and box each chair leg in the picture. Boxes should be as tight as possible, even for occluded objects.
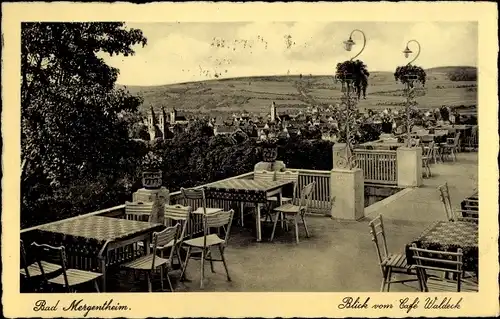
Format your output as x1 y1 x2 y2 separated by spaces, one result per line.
301 213 310 238
386 267 393 292
294 215 300 244
165 267 174 292
160 266 165 291
180 246 192 281
380 267 388 292
94 280 100 293
270 211 280 241
218 245 231 281
208 248 215 273
200 248 206 289
240 203 244 227
147 272 153 292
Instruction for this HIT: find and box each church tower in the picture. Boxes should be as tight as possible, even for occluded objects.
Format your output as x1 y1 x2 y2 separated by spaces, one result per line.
170 108 176 125
147 106 157 141
270 101 276 122
159 106 167 139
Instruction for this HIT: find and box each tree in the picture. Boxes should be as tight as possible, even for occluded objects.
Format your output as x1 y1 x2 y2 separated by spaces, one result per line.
21 22 148 227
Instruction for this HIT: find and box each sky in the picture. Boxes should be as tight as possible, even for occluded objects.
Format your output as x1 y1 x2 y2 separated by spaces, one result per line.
101 21 478 86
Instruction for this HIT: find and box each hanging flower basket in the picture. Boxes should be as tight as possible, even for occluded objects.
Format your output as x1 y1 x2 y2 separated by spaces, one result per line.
394 65 427 86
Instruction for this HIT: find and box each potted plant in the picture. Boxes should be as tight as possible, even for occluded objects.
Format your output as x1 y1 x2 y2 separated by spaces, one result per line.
141 151 163 189
258 135 279 162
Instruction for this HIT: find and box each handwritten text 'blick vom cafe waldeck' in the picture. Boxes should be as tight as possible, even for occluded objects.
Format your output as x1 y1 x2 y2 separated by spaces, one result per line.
338 296 463 313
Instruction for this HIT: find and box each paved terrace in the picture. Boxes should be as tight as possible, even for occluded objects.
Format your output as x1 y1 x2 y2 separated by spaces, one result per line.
104 152 477 293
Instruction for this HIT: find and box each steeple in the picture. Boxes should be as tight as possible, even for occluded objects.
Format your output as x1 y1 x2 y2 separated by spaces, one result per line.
270 101 276 122
170 108 176 125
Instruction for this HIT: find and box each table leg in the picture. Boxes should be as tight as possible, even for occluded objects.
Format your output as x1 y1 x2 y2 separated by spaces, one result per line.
240 202 245 227
256 204 262 242
145 237 151 255
278 190 284 229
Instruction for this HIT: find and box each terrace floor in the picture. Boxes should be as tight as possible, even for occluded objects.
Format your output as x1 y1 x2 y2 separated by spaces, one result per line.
107 152 478 293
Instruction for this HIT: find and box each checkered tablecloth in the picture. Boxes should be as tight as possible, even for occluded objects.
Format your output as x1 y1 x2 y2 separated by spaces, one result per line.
406 221 478 272
37 216 163 242
205 179 293 203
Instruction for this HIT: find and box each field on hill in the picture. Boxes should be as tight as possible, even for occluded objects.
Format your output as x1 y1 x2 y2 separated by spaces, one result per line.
122 67 477 116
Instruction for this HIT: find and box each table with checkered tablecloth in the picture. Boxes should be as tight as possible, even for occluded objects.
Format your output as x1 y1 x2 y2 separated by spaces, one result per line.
33 215 164 291
205 179 293 242
405 221 478 273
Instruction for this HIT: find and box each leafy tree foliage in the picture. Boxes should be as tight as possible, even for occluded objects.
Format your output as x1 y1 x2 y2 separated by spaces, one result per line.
394 65 427 86
21 22 148 228
447 68 477 81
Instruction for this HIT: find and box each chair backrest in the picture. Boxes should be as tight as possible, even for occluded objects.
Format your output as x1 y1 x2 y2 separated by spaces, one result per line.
254 170 276 181
368 214 389 274
297 181 315 213
204 209 235 245
164 204 192 242
410 244 464 292
437 182 455 221
151 223 180 270
31 242 68 286
181 187 207 214
422 141 435 158
125 201 154 222
276 170 299 198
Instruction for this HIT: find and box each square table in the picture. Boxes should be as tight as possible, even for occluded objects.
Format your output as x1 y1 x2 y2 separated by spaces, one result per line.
405 221 478 273
204 179 293 242
36 215 164 291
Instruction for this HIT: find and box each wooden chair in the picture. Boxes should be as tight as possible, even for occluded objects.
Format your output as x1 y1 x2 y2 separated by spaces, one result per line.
124 201 154 222
368 215 421 292
421 141 434 178
31 242 102 292
139 204 192 273
270 181 315 244
248 170 277 225
438 183 478 222
410 244 478 292
441 132 461 161
268 170 299 204
122 223 180 292
181 187 222 216
180 210 235 289
20 240 62 290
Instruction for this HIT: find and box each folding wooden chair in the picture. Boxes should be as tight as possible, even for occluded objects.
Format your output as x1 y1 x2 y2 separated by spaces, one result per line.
410 244 478 292
438 182 478 222
20 240 62 291
31 242 102 292
369 215 421 292
122 223 180 292
180 210 235 289
270 181 315 244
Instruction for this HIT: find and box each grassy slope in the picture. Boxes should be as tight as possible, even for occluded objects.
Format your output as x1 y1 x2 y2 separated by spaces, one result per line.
121 67 477 116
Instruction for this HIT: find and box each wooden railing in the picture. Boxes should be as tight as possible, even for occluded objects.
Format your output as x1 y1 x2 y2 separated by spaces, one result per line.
354 149 398 185
292 169 332 215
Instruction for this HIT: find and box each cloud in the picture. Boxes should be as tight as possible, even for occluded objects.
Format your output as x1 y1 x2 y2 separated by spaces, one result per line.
102 21 477 86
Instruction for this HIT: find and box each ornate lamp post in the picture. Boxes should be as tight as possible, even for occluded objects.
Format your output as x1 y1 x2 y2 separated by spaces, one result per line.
399 39 422 147
335 29 366 169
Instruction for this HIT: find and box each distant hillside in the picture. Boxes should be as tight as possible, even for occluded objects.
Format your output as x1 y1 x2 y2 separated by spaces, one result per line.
119 66 477 115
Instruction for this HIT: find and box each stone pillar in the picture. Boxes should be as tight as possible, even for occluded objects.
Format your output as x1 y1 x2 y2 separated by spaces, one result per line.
396 147 423 187
330 168 364 220
133 187 169 225
332 143 349 169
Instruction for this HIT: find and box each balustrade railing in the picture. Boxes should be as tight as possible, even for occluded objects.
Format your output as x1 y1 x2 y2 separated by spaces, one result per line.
354 149 398 185
292 169 332 215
